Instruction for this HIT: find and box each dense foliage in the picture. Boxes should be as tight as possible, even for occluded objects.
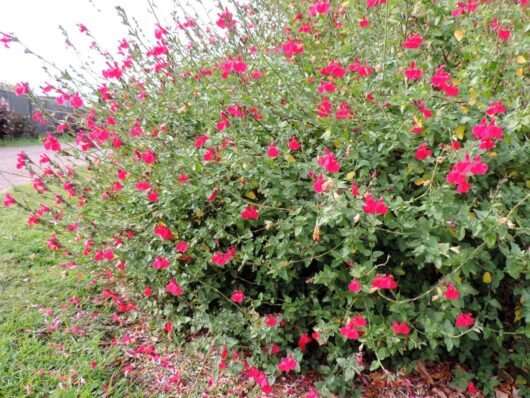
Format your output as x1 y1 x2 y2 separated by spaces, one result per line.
4 0 529 395
0 97 36 139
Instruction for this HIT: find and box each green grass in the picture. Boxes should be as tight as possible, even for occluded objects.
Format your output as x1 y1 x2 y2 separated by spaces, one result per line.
0 185 143 397
0 137 43 147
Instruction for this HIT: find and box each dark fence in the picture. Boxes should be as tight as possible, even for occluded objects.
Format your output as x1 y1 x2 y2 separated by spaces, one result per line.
0 89 74 135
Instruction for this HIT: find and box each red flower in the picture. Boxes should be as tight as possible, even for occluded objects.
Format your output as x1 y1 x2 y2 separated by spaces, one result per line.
340 315 367 340
351 182 359 197
391 321 410 335
372 274 397 289
278 354 297 372
359 16 369 28
445 283 460 300
166 278 184 296
309 0 330 16
70 92 84 108
363 193 388 215
143 286 152 296
282 38 304 58
3 193 15 207
43 132 61 151
153 256 170 270
195 135 208 148
288 136 301 151
317 97 332 118
175 241 189 253
415 143 432 160
348 278 361 293
401 33 423 49
15 82 29 96
335 102 352 120
455 312 474 328
404 61 422 80
178 172 189 183
486 100 506 116
211 247 237 266
467 381 478 395
231 290 244 303
267 142 279 158
313 174 329 193
298 333 312 352
318 148 340 173
147 190 159 202
241 205 259 220
140 150 156 164
154 225 174 240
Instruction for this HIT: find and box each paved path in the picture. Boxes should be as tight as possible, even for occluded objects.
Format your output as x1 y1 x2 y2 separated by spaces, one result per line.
0 145 69 193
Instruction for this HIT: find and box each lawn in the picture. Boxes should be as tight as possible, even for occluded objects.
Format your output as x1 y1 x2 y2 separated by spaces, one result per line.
0 185 140 397
0 137 43 147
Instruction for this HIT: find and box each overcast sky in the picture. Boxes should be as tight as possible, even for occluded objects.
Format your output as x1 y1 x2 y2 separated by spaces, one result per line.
0 0 216 89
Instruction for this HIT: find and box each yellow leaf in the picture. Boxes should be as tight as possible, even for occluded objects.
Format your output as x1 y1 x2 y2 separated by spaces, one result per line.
483 272 492 284
245 191 256 200
460 105 468 113
487 151 498 158
455 276 462 283
455 125 465 140
516 67 523 77
516 55 527 64
453 78 460 86
341 0 350 7
454 29 465 41
468 97 476 106
526 180 530 189
351 248 357 254
333 140 342 148
468 213 476 219
286 155 296 163
346 171 356 180
413 115 423 128
514 307 522 322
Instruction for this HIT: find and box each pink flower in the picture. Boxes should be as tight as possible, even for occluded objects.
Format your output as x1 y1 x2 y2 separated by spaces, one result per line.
278 354 297 372
178 172 189 183
3 193 15 207
309 0 330 16
404 61 422 80
15 82 28 96
216 8 237 30
313 174 329 193
415 143 432 160
486 100 506 116
195 135 208 148
154 225 174 240
175 241 189 253
211 247 237 266
43 132 61 151
467 381 478 395
298 333 312 352
363 193 388 215
153 256 170 270
282 38 304 58
267 142 279 158
359 16 369 28
147 190 159 202
231 290 244 303
391 321 411 335
241 205 259 220
318 148 340 173
348 278 361 293
340 315 367 340
401 33 423 49
166 278 184 296
445 283 460 300
317 96 332 118
335 102 352 120
455 312 474 328
288 136 301 151
351 182 359 197
140 150 156 164
69 92 84 108
372 274 397 289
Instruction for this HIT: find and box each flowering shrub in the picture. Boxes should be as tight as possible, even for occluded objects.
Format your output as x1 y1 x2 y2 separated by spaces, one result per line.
3 0 529 395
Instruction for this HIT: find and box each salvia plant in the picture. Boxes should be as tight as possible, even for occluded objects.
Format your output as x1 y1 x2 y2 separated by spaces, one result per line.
2 0 529 396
